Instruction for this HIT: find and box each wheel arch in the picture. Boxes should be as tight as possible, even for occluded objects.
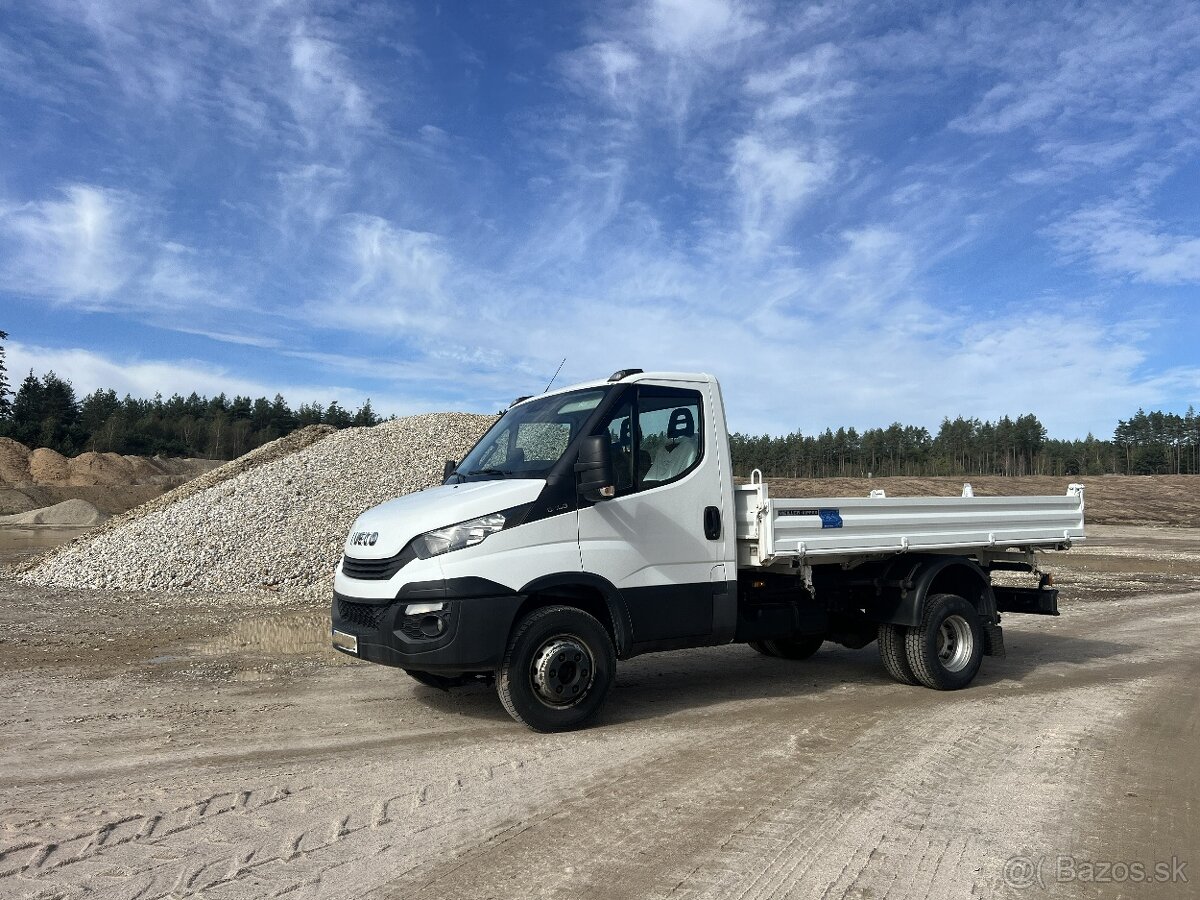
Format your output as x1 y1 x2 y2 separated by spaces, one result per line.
517 572 632 658
868 554 997 629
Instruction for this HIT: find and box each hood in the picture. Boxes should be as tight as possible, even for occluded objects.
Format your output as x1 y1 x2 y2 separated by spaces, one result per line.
344 479 546 558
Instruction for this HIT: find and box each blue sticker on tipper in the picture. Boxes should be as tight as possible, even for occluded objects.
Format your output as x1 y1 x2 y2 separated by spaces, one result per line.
818 508 843 529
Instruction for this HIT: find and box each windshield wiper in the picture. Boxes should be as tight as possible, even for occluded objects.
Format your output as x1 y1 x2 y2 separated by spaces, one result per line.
467 468 510 477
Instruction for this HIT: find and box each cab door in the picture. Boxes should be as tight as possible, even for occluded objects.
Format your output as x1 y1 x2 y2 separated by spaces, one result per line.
577 382 727 646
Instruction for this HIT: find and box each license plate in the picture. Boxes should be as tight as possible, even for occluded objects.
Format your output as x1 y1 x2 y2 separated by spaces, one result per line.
331 629 358 654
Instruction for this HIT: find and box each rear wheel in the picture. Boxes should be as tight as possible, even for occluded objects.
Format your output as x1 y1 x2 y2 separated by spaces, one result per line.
497 606 616 732
747 635 824 660
877 624 919 685
904 593 983 690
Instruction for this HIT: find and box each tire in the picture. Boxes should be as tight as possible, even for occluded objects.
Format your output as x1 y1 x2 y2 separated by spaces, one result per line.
877 623 919 685
748 640 776 657
904 593 984 690
497 606 616 732
404 670 470 690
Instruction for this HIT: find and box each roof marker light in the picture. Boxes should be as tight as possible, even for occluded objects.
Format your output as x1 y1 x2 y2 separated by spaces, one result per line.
607 368 643 382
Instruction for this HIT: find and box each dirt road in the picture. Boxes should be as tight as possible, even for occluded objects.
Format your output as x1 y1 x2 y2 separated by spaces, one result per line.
1 525 1197 899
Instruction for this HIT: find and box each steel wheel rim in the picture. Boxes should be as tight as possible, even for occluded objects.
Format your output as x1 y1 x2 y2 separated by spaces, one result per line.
531 634 595 708
936 614 974 672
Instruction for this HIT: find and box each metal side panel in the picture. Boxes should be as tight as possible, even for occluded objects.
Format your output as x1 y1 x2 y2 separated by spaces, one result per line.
735 480 1085 562
733 483 763 540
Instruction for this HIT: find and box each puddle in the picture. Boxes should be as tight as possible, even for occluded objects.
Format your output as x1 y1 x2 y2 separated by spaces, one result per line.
172 609 359 683
0 526 94 566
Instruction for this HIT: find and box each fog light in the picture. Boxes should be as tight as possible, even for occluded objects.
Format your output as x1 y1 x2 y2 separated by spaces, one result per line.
419 614 446 637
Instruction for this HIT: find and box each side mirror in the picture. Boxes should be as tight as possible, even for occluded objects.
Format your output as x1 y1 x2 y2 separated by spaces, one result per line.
442 459 457 482
574 435 615 501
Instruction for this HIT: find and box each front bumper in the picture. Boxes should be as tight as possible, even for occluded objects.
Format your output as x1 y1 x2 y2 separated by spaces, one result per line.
331 590 525 674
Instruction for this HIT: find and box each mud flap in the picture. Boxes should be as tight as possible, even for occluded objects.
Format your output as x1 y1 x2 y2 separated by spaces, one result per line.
983 622 1005 658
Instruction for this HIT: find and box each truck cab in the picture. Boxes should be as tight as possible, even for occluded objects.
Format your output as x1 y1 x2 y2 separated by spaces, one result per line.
332 369 1079 731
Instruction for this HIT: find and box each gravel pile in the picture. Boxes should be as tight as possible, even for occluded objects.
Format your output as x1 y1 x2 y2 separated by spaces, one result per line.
0 437 218 488
0 499 109 526
9 425 338 571
21 413 496 595
87 425 337 533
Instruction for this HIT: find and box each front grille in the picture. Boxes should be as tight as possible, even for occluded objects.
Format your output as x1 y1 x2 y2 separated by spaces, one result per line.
337 597 392 630
341 544 416 580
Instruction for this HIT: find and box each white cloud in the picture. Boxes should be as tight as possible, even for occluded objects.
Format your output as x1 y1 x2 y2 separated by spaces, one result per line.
644 0 764 56
560 41 642 110
220 75 274 136
5 340 367 408
0 184 134 301
6 0 1198 441
1053 203 1200 285
307 215 451 331
0 183 228 312
25 2 382 184
744 43 854 122
785 227 922 319
561 0 763 123
938 3 1200 154
273 163 351 235
509 159 629 272
730 133 835 251
288 24 371 135
422 277 1196 439
1010 135 1147 185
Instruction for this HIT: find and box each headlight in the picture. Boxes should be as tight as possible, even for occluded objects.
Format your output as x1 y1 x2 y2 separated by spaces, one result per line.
412 512 507 558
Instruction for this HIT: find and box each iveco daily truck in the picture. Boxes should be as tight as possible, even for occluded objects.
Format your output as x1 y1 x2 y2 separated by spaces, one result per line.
331 369 1084 731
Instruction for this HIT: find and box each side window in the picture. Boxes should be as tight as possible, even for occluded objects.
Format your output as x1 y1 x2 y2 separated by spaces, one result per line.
637 388 703 489
598 396 635 493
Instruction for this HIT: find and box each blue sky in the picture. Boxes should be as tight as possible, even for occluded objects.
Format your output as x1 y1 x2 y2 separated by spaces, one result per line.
1 0 1198 438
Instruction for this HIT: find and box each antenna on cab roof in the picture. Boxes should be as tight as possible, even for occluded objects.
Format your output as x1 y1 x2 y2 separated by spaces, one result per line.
544 357 566 393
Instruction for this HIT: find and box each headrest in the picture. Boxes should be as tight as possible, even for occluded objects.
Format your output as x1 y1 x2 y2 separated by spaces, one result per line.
667 407 695 440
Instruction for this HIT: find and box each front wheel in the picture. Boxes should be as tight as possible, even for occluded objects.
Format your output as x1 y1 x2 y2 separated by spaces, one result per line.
497 606 616 732
904 593 984 690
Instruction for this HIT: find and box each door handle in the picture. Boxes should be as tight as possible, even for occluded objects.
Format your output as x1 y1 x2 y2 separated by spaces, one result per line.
703 506 721 540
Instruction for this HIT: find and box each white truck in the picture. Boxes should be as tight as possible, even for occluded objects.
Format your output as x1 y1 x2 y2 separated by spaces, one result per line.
332 369 1084 731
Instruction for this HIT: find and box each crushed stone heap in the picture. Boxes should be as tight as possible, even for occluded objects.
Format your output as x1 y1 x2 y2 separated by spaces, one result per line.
21 413 496 595
0 499 109 526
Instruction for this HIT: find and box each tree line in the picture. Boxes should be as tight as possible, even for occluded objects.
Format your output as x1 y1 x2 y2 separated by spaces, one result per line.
0 331 380 459
729 407 1200 479
1 331 1196 472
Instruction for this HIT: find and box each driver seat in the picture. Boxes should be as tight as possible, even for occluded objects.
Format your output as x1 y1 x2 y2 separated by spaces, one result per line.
644 407 698 482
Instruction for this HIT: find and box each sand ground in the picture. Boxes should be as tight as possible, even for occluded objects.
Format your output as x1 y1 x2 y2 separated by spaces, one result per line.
0 523 1197 899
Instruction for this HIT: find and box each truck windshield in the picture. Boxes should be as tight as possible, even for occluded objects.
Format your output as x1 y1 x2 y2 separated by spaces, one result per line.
454 387 609 480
